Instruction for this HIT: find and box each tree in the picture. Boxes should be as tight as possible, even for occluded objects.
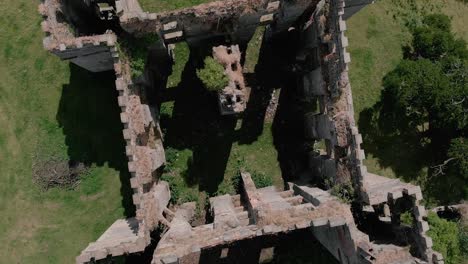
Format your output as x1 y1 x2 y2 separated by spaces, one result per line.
380 59 460 137
196 56 229 92
412 14 467 60
363 13 467 202
379 14 467 139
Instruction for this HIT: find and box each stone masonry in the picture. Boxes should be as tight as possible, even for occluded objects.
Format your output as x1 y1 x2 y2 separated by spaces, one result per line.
39 0 444 263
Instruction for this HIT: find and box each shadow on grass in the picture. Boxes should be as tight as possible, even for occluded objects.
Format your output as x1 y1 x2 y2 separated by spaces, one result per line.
160 31 309 194
57 63 135 217
358 103 428 183
357 96 467 203
160 42 237 195
262 30 308 183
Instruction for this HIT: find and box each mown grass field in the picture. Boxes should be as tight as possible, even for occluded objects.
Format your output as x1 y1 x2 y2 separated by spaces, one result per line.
0 0 466 263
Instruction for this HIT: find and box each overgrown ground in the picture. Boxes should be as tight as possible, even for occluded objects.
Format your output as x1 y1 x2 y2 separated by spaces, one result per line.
138 0 217 13
159 38 282 209
347 0 468 204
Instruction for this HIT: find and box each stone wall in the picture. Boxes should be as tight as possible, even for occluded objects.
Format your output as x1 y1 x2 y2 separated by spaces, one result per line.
40 0 445 263
116 0 318 45
39 0 116 72
297 0 443 262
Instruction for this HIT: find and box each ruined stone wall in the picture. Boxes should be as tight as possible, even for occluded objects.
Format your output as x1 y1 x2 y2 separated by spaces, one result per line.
113 46 170 231
39 0 116 72
153 174 375 264
298 1 443 262
116 0 318 45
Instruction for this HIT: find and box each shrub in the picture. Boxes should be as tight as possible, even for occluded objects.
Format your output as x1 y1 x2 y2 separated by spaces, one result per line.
118 34 159 78
329 181 355 204
400 211 414 226
231 170 274 194
251 171 273 188
196 56 228 92
163 147 179 173
427 212 461 264
459 225 468 258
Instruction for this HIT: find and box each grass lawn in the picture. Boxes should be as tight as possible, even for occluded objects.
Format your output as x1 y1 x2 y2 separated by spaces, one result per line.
0 0 130 263
347 0 468 202
138 0 218 13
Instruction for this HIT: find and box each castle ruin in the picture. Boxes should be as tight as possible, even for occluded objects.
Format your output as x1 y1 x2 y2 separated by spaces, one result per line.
39 0 445 263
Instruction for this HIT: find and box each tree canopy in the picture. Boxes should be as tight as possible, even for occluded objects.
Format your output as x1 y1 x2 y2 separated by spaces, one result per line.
412 14 467 60
361 13 467 203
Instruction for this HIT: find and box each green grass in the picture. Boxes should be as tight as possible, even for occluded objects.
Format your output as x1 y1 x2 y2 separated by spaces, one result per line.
167 42 190 88
139 0 218 13
347 0 468 194
0 1 128 262
244 26 265 73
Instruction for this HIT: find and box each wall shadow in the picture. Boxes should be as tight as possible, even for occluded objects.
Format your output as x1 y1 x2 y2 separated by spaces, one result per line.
259 30 308 183
160 43 237 195
57 63 135 217
159 30 309 194
198 229 338 263
237 72 273 145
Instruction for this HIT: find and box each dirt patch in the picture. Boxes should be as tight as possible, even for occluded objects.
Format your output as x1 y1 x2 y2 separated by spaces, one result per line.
32 157 89 190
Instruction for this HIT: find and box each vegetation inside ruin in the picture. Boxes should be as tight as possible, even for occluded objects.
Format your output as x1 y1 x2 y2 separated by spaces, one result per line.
196 56 229 92
138 0 218 13
400 211 414 226
118 33 159 78
329 181 355 204
159 115 282 207
244 26 266 73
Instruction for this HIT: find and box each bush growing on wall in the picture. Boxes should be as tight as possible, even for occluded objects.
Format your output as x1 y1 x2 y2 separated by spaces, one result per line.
197 56 229 92
251 171 274 189
118 33 159 78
